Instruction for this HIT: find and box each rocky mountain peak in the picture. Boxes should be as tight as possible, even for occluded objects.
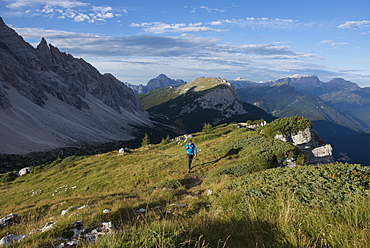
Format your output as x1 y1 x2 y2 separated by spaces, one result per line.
147 74 186 92
36 37 52 62
327 78 360 91
0 18 151 154
0 17 5 26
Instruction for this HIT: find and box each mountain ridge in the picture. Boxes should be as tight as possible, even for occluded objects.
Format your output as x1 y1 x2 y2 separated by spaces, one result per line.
0 18 151 155
138 77 275 134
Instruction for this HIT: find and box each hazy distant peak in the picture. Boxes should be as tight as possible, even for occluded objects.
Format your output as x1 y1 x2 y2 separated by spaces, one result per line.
287 74 315 79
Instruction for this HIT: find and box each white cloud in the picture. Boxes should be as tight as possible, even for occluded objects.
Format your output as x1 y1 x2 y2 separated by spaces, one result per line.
41 5 54 14
209 21 222 26
320 40 333 44
320 40 348 47
130 22 225 34
74 13 90 22
224 17 299 30
184 5 226 14
14 27 362 85
199 6 225 13
331 42 348 47
2 0 125 23
338 20 370 29
3 0 88 9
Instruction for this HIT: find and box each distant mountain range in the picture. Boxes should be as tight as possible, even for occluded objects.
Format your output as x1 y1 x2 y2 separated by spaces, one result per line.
0 17 151 155
231 75 370 133
126 74 187 94
136 74 369 165
228 75 370 165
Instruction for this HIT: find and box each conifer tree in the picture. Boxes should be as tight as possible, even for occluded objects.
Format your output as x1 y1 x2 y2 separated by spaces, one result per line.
141 133 150 147
202 123 213 134
159 135 170 146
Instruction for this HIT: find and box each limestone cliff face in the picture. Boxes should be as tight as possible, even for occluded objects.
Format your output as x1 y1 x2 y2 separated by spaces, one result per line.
0 18 150 154
179 83 247 119
275 128 334 165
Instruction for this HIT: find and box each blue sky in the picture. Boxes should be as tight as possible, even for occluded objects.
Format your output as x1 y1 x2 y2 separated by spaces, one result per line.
1 0 370 86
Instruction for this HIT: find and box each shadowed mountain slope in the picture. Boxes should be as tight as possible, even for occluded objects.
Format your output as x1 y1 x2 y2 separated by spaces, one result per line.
0 18 151 155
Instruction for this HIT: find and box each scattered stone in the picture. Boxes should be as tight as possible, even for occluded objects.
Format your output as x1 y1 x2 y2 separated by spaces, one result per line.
76 205 95 210
41 221 56 232
0 213 18 228
102 209 111 213
66 240 78 246
206 190 213 195
0 234 27 246
281 157 297 168
237 121 267 129
71 221 85 239
136 208 147 213
31 189 43 196
101 222 114 232
118 148 125 156
66 220 115 245
56 243 65 248
171 204 185 208
61 210 68 216
18 167 32 176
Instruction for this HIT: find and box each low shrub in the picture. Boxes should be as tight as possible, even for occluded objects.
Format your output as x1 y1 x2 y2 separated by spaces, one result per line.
217 130 303 167
208 164 265 177
158 141 178 150
259 116 312 138
227 163 370 207
0 171 18 183
156 179 188 189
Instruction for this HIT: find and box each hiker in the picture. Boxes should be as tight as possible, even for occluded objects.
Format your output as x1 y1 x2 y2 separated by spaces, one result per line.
184 139 197 173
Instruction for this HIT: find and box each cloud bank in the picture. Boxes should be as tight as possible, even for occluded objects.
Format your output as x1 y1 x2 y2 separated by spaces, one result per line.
2 0 125 22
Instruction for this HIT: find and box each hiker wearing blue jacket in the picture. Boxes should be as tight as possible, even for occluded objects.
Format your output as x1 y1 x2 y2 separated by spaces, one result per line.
184 139 197 173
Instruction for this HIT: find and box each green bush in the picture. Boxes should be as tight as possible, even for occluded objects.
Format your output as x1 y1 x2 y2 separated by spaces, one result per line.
209 163 266 177
159 135 170 147
193 134 217 143
259 116 312 138
0 171 18 183
217 130 303 167
156 178 188 189
227 163 370 207
158 141 178 150
202 123 213 134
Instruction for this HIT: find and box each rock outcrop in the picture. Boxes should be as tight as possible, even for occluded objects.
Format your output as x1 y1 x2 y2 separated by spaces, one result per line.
0 213 18 228
0 17 151 154
179 81 247 119
275 127 334 165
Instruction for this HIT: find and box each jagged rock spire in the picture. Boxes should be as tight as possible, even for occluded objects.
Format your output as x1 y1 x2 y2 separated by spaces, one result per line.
36 37 52 60
0 17 5 26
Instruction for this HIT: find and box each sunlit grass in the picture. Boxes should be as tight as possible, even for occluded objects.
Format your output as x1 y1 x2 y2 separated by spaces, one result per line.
1 123 369 247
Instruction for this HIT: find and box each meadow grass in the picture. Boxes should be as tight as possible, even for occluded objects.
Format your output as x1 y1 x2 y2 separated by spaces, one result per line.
0 123 369 247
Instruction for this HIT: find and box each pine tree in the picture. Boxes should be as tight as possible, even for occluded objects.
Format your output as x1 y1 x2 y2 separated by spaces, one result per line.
159 135 170 146
141 133 150 147
202 123 213 134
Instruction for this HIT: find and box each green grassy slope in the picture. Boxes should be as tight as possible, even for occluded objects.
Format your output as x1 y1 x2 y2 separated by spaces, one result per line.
137 77 231 110
0 123 369 247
